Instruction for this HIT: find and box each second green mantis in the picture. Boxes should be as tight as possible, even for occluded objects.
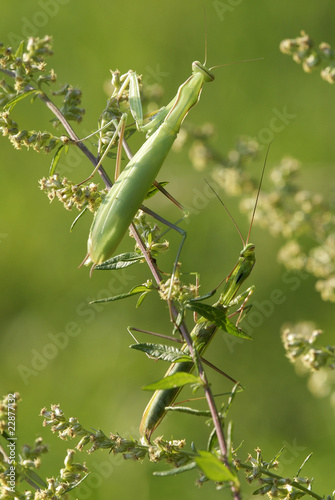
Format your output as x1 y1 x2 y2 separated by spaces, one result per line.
139 240 256 442
137 150 269 442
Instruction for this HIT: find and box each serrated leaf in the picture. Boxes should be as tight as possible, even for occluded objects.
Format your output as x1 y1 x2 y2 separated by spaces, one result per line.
49 144 65 175
153 461 197 476
94 252 142 270
90 284 150 304
4 89 40 112
143 372 200 391
130 343 192 363
195 451 238 484
186 302 251 339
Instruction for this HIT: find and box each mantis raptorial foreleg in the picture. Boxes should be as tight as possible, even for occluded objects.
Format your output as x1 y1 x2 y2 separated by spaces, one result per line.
76 113 128 187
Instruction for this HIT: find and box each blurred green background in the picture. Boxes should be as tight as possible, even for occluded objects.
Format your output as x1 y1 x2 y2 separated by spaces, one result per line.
1 1 335 498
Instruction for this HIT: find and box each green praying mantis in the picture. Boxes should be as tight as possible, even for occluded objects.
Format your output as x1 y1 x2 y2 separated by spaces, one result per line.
84 60 214 267
83 53 261 268
137 152 268 443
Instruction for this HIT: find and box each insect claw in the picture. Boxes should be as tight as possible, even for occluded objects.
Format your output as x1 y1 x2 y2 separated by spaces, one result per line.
78 252 91 269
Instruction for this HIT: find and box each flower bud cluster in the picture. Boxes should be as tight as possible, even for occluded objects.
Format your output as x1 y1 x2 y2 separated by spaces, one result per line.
39 174 106 212
280 31 335 84
40 405 188 467
159 265 197 304
244 448 313 499
51 84 84 125
0 111 60 151
1 36 86 159
282 323 335 371
0 394 89 500
132 210 169 257
0 36 53 91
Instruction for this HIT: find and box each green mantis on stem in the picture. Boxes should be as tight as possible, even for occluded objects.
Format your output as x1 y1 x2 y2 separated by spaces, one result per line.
138 149 269 443
84 54 261 268
84 61 214 267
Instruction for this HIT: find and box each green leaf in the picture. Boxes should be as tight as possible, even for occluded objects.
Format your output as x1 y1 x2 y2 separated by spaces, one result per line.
195 451 238 484
64 473 90 493
143 372 200 391
124 127 136 142
187 289 217 303
90 283 150 304
14 40 25 59
23 469 48 489
136 290 150 308
130 343 192 363
165 406 213 417
94 252 142 270
186 302 251 339
145 181 169 200
4 89 40 112
70 207 88 232
49 144 65 175
153 461 197 476
296 452 313 477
